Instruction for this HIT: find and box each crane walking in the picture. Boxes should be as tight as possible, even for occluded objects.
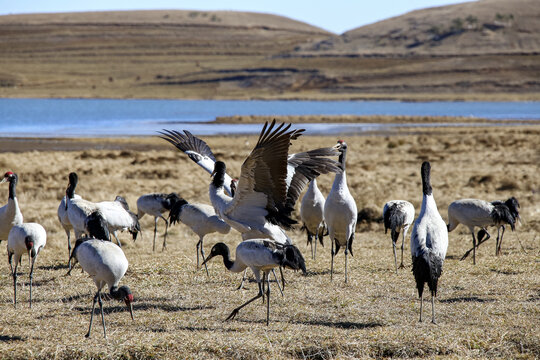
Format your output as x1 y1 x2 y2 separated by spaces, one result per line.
69 238 134 338
202 239 306 325
8 223 46 308
137 192 181 251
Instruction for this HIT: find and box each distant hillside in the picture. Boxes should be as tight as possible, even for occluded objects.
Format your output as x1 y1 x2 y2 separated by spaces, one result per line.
0 10 332 99
298 0 540 55
0 8 538 100
0 10 330 33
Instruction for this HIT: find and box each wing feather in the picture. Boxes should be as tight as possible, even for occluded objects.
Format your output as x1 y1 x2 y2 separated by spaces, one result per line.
159 129 233 195
284 147 342 213
228 120 304 229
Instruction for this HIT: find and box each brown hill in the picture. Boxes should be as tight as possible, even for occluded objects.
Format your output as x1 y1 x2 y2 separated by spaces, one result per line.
298 0 540 55
0 10 331 99
0 8 538 100
0 10 329 33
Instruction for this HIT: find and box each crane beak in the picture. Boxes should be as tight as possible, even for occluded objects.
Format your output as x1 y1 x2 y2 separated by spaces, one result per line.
125 298 134 320
211 169 216 178
0 177 7 184
201 254 214 268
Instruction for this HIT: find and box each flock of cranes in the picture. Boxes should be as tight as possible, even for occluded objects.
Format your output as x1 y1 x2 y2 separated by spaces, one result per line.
0 120 522 336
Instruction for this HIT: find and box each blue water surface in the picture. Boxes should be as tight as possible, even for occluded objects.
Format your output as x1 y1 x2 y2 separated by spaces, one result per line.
0 98 538 137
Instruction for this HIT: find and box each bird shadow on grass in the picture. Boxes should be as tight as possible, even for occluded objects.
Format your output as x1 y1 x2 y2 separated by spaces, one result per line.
133 302 215 313
175 325 239 333
0 335 24 342
27 277 56 287
303 269 332 277
439 296 495 303
71 302 213 314
292 319 384 329
490 268 522 275
38 262 69 271
60 293 88 303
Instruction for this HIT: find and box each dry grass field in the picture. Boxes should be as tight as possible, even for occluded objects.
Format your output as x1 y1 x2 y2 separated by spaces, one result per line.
0 124 538 359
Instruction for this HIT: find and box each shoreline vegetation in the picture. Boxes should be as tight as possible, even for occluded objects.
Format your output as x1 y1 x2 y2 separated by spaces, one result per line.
214 114 540 124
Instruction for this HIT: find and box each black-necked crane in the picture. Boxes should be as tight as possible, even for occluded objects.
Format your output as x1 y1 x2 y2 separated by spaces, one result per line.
0 172 24 242
64 172 140 246
202 239 306 325
159 123 342 245
300 179 326 260
168 196 231 275
69 238 134 338
487 197 520 255
447 197 517 264
410 161 448 324
383 200 415 274
137 192 181 252
324 140 357 283
7 223 46 308
66 210 111 275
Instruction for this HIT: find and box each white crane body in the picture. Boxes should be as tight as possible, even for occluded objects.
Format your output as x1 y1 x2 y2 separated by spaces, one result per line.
0 172 23 241
324 142 357 283
300 179 326 259
71 239 134 338
7 222 47 308
169 198 230 273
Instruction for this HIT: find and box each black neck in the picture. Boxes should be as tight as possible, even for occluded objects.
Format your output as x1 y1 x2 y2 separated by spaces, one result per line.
110 285 129 300
212 168 225 188
66 173 78 199
8 177 16 200
339 150 347 171
219 246 234 270
66 183 76 199
421 162 432 196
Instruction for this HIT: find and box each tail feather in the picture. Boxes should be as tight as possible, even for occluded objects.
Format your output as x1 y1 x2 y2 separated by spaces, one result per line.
491 204 516 231
412 249 443 297
281 244 307 275
384 203 405 242
168 198 188 226
164 192 181 211
85 211 110 240
128 210 141 240
318 223 326 246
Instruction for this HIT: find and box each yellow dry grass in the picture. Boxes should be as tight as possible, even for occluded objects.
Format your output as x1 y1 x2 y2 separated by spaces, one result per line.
0 124 538 359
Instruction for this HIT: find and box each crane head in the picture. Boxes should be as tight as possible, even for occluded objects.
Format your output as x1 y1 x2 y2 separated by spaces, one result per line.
333 140 347 152
119 286 134 320
1 171 15 184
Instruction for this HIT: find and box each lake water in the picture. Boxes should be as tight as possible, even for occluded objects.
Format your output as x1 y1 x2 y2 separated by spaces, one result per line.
0 98 539 137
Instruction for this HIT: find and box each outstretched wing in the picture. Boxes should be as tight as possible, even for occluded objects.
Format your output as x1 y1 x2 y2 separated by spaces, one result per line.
227 120 304 229
158 129 233 196
285 147 341 213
